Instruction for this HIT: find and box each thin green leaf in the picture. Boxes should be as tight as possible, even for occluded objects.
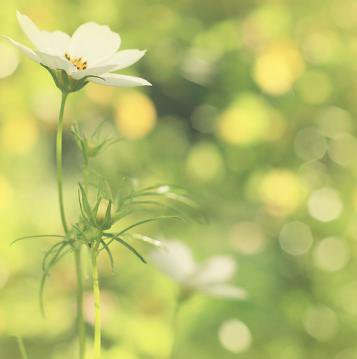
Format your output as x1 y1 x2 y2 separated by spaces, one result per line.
42 241 68 271
111 237 146 263
91 119 106 138
102 200 112 229
107 216 181 246
78 188 86 220
93 197 102 218
100 239 114 272
79 183 96 224
39 243 71 316
11 235 64 246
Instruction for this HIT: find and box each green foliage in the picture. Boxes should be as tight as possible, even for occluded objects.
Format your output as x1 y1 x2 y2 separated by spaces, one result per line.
71 122 120 166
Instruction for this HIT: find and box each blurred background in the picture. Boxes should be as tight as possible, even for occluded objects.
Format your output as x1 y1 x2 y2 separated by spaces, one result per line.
0 0 357 358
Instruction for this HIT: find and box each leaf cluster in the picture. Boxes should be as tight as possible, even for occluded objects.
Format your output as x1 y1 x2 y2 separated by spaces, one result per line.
13 127 205 314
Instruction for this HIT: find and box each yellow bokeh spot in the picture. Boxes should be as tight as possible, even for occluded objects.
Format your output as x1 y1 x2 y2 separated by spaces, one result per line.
259 170 306 216
86 83 115 106
1 117 38 154
186 142 224 181
254 41 305 95
217 94 284 146
115 92 157 139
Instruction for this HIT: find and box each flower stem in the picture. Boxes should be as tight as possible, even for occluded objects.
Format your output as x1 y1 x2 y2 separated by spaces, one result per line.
16 337 28 359
170 298 183 359
56 91 86 359
91 250 101 359
75 248 86 359
56 92 69 233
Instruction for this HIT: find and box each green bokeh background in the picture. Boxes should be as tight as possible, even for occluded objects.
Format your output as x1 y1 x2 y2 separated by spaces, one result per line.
1 0 357 358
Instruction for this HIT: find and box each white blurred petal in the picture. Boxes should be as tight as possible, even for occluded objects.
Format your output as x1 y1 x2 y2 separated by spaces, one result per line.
68 22 120 66
103 49 146 71
3 36 41 63
149 240 196 282
192 256 237 286
201 284 248 300
17 11 70 56
89 73 151 87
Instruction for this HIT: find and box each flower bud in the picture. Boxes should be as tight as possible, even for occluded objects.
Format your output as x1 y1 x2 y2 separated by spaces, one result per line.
96 199 113 230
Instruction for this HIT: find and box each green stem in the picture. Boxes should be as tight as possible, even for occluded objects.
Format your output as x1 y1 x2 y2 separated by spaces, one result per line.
170 298 183 359
16 337 28 359
75 248 86 359
92 250 101 359
56 92 86 359
56 92 69 233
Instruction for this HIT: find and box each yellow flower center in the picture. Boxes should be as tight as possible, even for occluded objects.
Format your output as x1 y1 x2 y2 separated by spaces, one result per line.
65 53 88 71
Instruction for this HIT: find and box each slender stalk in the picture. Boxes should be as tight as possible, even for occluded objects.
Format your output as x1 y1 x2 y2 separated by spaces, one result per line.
56 92 86 359
91 250 101 359
16 337 28 359
170 298 183 359
56 92 69 233
75 248 86 359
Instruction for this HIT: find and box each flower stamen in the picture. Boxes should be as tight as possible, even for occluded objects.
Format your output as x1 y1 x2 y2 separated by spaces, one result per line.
64 52 88 71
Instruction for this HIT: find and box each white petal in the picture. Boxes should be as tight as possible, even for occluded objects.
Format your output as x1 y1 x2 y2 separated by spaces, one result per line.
191 256 237 286
3 36 41 63
36 51 71 72
103 49 146 71
89 73 151 87
68 22 120 66
149 240 196 283
16 11 41 48
40 31 70 56
17 11 70 56
69 63 117 80
200 284 248 300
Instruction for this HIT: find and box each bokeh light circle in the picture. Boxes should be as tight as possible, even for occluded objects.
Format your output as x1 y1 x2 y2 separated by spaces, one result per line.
185 142 224 181
259 170 306 216
313 237 350 272
253 41 304 95
303 306 339 341
115 92 157 139
229 222 266 254
279 221 313 256
0 43 19 79
308 187 343 222
294 127 327 161
218 319 252 353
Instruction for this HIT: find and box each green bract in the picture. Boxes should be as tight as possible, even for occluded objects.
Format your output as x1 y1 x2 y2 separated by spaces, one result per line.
44 66 94 93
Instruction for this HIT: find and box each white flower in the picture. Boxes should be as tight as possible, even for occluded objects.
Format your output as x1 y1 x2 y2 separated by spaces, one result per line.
149 240 247 300
5 11 151 90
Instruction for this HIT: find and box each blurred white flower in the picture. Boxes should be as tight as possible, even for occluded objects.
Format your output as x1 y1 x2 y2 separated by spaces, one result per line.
149 240 247 300
5 11 151 89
